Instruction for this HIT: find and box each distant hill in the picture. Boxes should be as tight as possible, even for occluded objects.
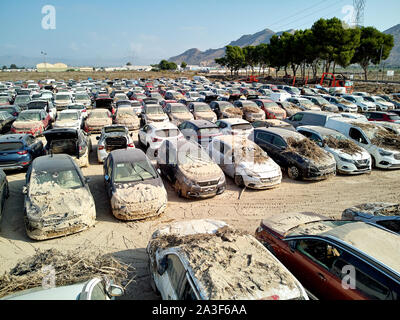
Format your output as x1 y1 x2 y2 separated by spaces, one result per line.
384 24 400 67
169 28 295 67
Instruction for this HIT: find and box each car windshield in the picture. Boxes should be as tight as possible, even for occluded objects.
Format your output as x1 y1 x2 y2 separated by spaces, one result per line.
68 105 85 110
75 94 89 100
231 123 253 130
322 132 348 141
189 92 200 97
194 105 211 112
171 105 188 113
117 108 135 116
104 127 125 133
58 112 79 121
41 93 53 98
178 144 213 165
0 142 24 151
156 129 179 137
219 104 234 111
114 160 157 183
17 112 40 121
31 169 83 193
55 95 71 100
147 107 164 114
90 111 108 119
289 87 301 94
150 93 163 99
0 107 14 114
351 96 363 103
15 96 30 103
314 97 329 104
300 99 313 105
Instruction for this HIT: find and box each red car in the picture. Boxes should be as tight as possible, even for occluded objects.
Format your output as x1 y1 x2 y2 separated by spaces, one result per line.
253 99 287 119
130 92 147 102
255 212 400 300
365 111 400 123
11 109 50 136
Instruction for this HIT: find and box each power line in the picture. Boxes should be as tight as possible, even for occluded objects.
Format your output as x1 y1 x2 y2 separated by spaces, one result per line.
272 0 345 31
266 0 329 28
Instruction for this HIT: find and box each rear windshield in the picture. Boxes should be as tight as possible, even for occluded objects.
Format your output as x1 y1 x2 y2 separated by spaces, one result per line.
104 127 125 133
0 142 23 151
67 105 85 110
55 95 71 100
171 105 188 113
199 128 220 136
231 123 253 130
90 111 109 119
58 112 79 121
18 112 41 121
194 105 211 112
156 129 179 138
147 107 164 114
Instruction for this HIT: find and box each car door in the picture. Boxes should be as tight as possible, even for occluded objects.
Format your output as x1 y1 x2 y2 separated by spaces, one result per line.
138 125 149 145
254 131 285 166
157 253 187 300
104 156 113 198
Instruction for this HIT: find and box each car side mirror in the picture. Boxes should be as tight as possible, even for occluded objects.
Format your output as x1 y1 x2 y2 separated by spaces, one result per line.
85 177 91 184
107 284 125 297
157 256 168 275
22 185 28 195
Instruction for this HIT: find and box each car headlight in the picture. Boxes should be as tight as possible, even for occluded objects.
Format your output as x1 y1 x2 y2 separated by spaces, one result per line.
219 174 226 184
379 149 393 157
338 156 354 163
183 176 195 186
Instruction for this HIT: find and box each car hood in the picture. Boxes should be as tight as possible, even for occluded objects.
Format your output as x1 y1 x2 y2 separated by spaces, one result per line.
13 120 43 129
170 112 194 121
193 111 216 120
239 160 281 175
26 185 95 223
180 161 223 182
86 118 112 126
53 120 80 128
147 114 168 120
326 147 370 160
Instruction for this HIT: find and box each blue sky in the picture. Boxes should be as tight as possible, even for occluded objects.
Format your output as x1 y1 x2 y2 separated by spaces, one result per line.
0 0 399 65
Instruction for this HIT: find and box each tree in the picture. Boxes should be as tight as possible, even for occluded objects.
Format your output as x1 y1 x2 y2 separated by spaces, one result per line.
215 46 245 76
180 61 187 69
158 60 178 71
351 26 394 80
126 62 132 66
10 64 17 69
1 66 6 70
243 46 257 75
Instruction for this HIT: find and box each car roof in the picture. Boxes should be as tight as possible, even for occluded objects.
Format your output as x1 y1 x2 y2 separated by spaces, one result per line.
219 118 248 125
149 121 178 129
110 148 147 163
184 120 217 128
0 134 28 142
20 109 42 114
287 220 400 276
297 125 341 136
33 154 77 171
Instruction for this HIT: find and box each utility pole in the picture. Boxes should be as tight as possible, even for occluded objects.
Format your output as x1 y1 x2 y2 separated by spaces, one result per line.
353 0 366 27
41 51 47 79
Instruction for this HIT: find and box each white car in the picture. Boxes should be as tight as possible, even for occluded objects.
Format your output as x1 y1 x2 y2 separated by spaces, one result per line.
96 125 135 163
297 126 372 175
54 93 74 110
364 96 395 111
67 104 88 119
73 93 91 108
340 112 368 121
214 118 254 136
342 95 376 112
146 219 309 300
207 135 282 189
138 121 183 152
286 97 321 111
53 110 83 130
325 118 400 169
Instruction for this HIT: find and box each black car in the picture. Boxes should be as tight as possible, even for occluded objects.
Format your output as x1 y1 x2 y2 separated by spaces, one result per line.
178 120 221 146
0 134 44 171
0 111 16 133
43 128 92 167
103 149 167 221
0 168 9 221
252 127 336 181
0 105 21 117
209 101 236 119
252 119 296 131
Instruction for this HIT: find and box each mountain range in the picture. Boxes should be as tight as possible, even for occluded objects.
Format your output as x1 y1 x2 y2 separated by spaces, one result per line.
169 25 400 67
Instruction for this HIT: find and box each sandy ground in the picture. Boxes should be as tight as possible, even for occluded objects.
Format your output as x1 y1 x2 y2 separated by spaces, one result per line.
0 132 400 300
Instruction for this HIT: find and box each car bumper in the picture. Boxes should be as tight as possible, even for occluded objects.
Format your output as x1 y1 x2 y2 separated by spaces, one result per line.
184 183 226 198
304 169 336 181
0 161 31 170
243 174 282 189
111 202 167 221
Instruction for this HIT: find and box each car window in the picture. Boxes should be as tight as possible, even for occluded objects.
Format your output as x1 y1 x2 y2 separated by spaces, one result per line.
213 140 224 154
90 282 107 300
297 239 343 270
291 113 304 122
256 131 274 144
181 280 197 300
272 136 287 148
330 256 393 300
167 255 187 297
375 220 400 233
349 128 368 144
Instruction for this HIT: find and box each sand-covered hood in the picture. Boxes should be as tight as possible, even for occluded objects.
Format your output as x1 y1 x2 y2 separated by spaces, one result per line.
86 118 112 127
53 120 80 128
180 161 223 182
170 113 194 121
194 111 216 121
147 114 168 121
13 121 43 130
116 115 140 125
223 107 243 117
26 184 95 224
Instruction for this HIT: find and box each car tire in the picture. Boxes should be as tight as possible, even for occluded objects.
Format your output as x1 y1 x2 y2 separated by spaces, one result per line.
288 166 301 180
371 156 376 169
234 175 245 187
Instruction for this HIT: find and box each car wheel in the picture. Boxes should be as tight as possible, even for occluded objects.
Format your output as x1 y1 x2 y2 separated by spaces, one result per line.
288 166 301 180
371 156 376 169
234 175 245 187
177 189 183 198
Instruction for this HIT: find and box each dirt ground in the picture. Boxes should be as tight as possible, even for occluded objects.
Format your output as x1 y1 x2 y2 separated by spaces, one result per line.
0 133 400 300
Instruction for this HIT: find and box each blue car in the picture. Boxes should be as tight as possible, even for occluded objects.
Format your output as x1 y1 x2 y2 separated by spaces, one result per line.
342 203 400 234
0 134 44 171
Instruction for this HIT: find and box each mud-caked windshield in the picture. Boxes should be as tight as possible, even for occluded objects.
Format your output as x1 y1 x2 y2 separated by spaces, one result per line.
114 161 157 183
31 169 83 194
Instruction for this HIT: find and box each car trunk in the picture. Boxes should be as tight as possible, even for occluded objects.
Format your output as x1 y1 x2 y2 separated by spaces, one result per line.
50 139 78 157
96 99 113 112
105 136 127 152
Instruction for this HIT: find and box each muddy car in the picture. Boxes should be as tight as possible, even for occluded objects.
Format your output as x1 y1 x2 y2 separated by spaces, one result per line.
147 219 309 300
103 149 167 221
157 139 225 198
187 102 217 122
11 109 50 136
141 104 169 125
207 135 282 189
23 154 96 240
113 106 140 131
252 119 295 131
94 96 115 115
342 203 400 234
164 103 194 126
209 101 243 119
53 110 83 130
255 212 400 300
254 99 287 120
84 109 113 133
297 125 372 175
277 101 303 117
252 127 336 180
43 128 92 168
234 100 266 122
96 125 135 163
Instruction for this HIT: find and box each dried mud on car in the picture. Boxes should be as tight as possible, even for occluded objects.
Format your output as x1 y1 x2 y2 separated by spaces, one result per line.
285 137 330 163
353 122 400 151
323 136 364 155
